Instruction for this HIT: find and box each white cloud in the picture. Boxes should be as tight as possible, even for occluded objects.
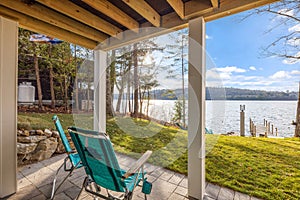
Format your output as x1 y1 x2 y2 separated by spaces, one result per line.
249 66 257 71
215 66 246 73
270 71 291 79
206 35 213 39
207 66 299 92
291 70 300 75
207 66 246 82
288 24 300 32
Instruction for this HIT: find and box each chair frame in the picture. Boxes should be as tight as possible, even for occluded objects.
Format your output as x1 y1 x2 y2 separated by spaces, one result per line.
68 127 152 200
50 115 82 200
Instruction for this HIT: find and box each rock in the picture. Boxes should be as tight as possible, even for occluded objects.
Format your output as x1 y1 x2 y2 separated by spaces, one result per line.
52 131 60 138
36 130 44 135
29 130 36 135
44 129 52 137
17 135 47 143
30 138 58 161
17 142 37 154
55 138 66 154
17 130 22 136
17 130 30 137
24 130 30 137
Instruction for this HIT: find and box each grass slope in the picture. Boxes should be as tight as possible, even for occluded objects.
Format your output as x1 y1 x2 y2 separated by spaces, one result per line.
18 113 300 200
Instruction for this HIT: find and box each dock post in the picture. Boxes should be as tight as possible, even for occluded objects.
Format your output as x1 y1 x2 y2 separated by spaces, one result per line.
254 125 256 137
249 118 252 135
271 124 274 135
275 128 278 136
264 119 266 126
240 105 245 136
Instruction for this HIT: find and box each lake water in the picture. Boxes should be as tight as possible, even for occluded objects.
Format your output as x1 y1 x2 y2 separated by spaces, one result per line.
114 100 297 137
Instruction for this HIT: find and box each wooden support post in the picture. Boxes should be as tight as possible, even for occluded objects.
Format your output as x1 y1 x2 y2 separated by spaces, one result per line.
0 16 18 198
264 119 266 126
188 17 206 200
268 122 271 134
254 125 256 137
275 128 278 136
271 124 274 135
94 50 106 132
265 122 268 137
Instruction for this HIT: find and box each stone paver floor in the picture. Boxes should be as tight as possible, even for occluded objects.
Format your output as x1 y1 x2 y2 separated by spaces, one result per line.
5 153 262 200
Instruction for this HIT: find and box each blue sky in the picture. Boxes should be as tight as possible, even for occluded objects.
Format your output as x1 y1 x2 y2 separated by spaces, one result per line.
205 8 299 92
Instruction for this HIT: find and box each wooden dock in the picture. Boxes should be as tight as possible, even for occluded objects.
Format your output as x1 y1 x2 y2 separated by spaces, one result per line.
249 118 281 138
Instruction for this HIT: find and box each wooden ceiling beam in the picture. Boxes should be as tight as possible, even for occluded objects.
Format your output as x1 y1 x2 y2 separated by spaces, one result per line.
204 0 280 22
101 0 279 51
0 6 97 49
0 0 107 42
210 0 219 8
82 0 139 32
166 0 184 19
184 1 213 20
36 0 122 37
122 0 161 27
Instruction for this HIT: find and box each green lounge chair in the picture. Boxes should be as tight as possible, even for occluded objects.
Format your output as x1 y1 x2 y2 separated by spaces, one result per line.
51 115 83 200
68 126 152 200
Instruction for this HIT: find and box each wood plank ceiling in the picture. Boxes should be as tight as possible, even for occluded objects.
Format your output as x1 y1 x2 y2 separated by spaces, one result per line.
0 0 278 49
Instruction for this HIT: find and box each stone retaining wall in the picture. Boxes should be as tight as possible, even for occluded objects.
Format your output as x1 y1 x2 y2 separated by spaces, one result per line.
17 129 67 165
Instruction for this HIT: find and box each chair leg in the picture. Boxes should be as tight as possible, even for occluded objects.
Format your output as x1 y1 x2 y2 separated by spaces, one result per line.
50 161 65 199
76 177 88 200
50 158 80 199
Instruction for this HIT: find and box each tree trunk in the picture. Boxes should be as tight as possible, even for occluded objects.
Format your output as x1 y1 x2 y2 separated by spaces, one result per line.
74 74 79 112
109 50 116 115
295 82 300 137
49 45 55 109
116 86 123 113
139 87 142 116
64 76 68 111
127 65 131 114
87 84 90 112
146 89 150 117
133 44 139 117
181 35 186 128
106 67 114 116
74 45 79 111
33 53 43 111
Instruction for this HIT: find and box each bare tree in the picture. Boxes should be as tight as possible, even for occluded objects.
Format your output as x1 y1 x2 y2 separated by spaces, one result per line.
247 0 300 62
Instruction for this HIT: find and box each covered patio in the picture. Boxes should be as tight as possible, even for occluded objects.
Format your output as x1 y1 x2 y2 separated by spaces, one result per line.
13 153 260 200
0 0 278 199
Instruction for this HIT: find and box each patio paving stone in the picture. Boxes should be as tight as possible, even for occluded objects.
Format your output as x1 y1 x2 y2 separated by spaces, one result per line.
218 187 235 200
6 153 261 200
179 177 188 188
168 173 185 185
205 183 220 199
159 169 175 181
234 191 251 200
174 186 188 197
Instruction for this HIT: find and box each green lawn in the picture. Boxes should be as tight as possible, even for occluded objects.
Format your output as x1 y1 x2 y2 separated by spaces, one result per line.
18 113 300 200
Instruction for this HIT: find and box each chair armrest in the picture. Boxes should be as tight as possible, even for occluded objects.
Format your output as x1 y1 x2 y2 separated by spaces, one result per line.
122 150 152 179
